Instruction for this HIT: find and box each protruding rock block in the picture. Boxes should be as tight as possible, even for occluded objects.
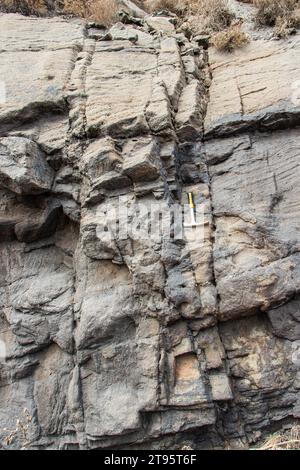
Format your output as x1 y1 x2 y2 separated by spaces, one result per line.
82 137 123 180
123 137 161 182
0 15 84 128
81 203 123 264
205 38 300 138
209 373 233 401
158 37 185 109
145 16 176 36
165 267 202 318
92 171 131 191
117 0 147 18
208 129 300 319
268 297 300 341
0 137 54 195
85 45 156 138
176 80 203 141
145 78 173 135
81 138 131 201
146 408 216 437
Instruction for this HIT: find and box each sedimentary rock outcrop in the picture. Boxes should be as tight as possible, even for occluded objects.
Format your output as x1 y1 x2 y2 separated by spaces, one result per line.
0 10 299 450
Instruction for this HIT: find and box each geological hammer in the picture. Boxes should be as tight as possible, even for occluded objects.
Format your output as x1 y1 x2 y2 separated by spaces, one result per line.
184 192 203 228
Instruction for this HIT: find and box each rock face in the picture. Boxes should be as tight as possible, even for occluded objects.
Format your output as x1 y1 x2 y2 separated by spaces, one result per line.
0 137 54 195
205 38 300 137
0 12 300 450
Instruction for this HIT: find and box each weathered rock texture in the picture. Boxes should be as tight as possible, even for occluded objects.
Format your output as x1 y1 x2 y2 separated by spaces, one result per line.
0 11 300 450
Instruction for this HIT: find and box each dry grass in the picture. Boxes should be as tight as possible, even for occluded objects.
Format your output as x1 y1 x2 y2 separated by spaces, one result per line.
64 0 118 25
252 0 300 36
189 0 234 32
0 0 119 24
144 0 187 15
0 0 48 15
63 0 87 17
0 1 236 32
146 0 235 36
145 1 246 50
144 0 234 32
89 0 118 25
257 425 300 450
253 0 299 25
212 24 250 51
1 408 33 450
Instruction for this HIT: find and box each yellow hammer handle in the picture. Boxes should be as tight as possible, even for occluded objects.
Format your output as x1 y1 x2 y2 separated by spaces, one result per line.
188 193 195 209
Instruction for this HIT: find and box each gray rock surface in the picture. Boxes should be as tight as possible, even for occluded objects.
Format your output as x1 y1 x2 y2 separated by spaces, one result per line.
0 10 300 450
205 37 300 138
0 137 54 195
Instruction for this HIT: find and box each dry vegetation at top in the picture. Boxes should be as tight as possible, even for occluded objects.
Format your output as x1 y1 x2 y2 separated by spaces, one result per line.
0 0 48 15
145 0 234 31
0 0 118 24
212 24 250 51
255 0 300 37
144 0 185 14
145 0 250 51
1 1 300 43
253 0 300 26
0 0 236 33
242 0 300 37
0 0 250 51
145 0 300 38
64 0 118 25
256 425 300 450
190 0 235 32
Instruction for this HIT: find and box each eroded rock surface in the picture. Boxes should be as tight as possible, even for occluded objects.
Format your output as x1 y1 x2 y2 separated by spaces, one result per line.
0 12 300 450
205 38 300 137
